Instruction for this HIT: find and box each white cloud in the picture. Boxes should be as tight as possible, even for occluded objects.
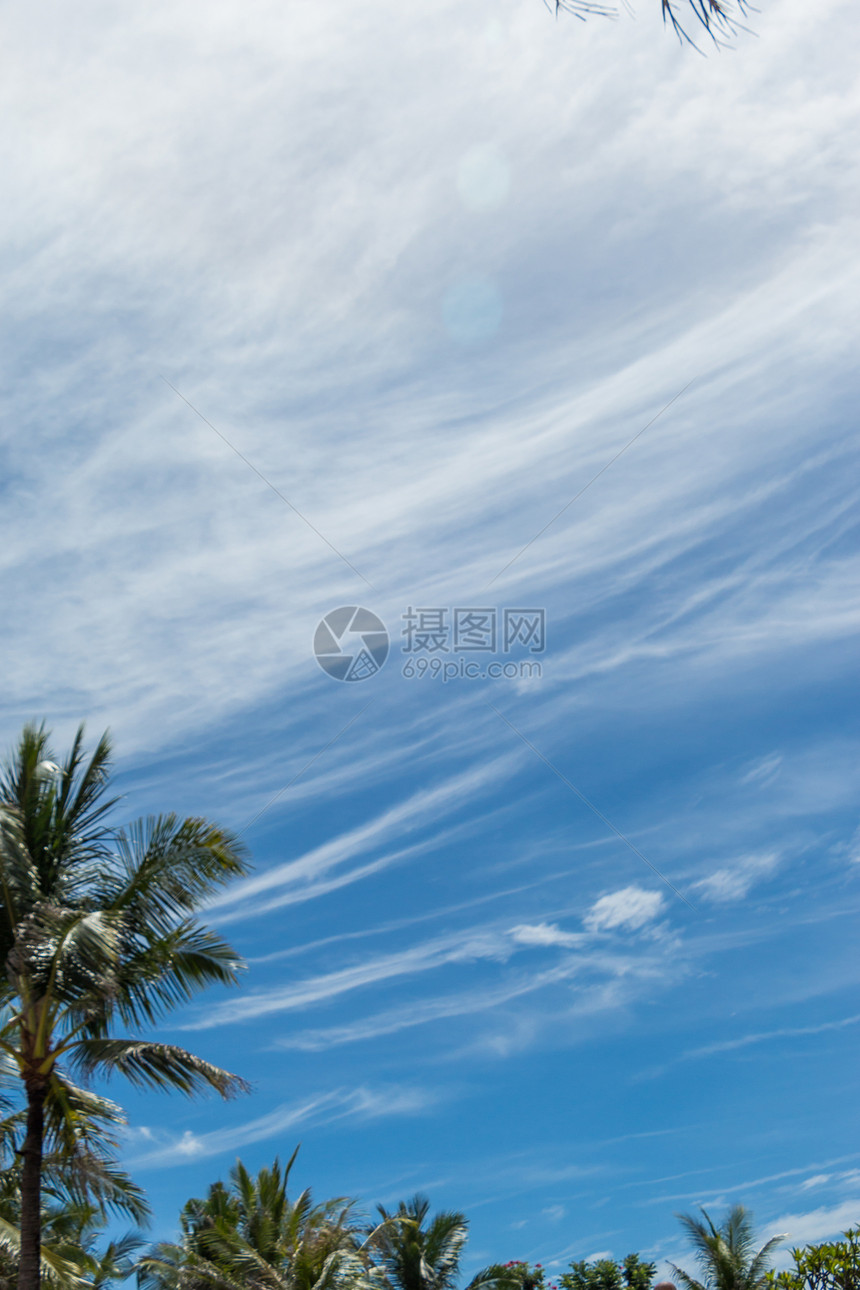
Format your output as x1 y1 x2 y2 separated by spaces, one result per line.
740 754 783 787
584 886 665 932
693 852 780 904
3 0 859 1257
0 0 857 763
206 755 520 923
848 827 860 864
126 1085 439 1170
510 922 584 948
184 924 518 1029
647 1014 860 1069
271 934 684 1053
771 1200 860 1245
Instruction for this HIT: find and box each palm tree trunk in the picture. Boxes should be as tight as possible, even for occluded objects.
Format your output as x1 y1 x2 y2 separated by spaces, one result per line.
19 1077 46 1290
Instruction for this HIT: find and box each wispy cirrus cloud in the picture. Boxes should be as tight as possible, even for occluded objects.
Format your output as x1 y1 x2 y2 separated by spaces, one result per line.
125 1085 440 1171
684 1013 860 1060
635 1013 860 1084
693 852 781 904
4 0 860 1260
183 925 518 1029
207 754 520 924
189 887 675 1034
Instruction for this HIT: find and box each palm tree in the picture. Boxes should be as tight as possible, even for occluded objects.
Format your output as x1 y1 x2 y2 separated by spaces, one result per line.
0 722 252 1290
140 1149 377 1290
671 1206 786 1290
0 1089 148 1290
370 1196 470 1290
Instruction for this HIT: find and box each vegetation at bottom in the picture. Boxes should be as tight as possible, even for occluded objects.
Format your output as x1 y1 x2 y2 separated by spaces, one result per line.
1 724 856 1290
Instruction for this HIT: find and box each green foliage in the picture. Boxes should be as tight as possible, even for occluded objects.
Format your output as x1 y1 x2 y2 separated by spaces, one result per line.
140 1149 378 1290
371 1196 469 1290
561 1255 656 1290
671 1206 785 1290
477 1252 654 1290
0 722 251 1290
0 1155 143 1290
767 1228 860 1290
0 1090 147 1290
471 1264 545 1290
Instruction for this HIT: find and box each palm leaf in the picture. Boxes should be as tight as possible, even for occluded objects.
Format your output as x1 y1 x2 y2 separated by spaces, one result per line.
73 1038 250 1097
100 816 249 932
674 1207 785 1290
0 1214 92 1290
107 919 246 1032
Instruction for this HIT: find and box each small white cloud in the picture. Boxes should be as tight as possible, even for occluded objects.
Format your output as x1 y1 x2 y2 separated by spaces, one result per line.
801 1175 832 1189
510 922 583 948
585 886 665 932
123 1125 155 1143
694 852 780 903
175 1130 206 1158
542 1204 566 1222
740 753 783 786
828 826 860 866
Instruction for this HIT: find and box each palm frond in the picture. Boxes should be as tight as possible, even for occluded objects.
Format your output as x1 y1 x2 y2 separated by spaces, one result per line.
89 1229 146 1289
0 723 117 904
746 1234 787 1286
668 1264 707 1290
106 920 245 1032
74 1038 250 1098
101 815 249 933
660 0 753 49
0 1214 93 1290
0 1074 151 1226
674 1207 785 1290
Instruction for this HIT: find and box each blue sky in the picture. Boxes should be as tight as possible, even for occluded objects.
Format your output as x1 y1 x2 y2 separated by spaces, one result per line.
2 0 860 1277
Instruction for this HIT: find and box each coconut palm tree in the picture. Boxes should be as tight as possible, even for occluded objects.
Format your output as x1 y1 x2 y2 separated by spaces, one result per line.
0 1183 92 1290
140 1149 377 1290
671 1206 786 1290
370 1196 470 1290
0 1085 148 1290
0 722 251 1290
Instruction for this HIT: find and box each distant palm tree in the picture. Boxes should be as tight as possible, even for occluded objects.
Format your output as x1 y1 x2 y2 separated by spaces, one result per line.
671 1205 786 1290
370 1196 469 1290
140 1149 376 1290
0 722 251 1290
